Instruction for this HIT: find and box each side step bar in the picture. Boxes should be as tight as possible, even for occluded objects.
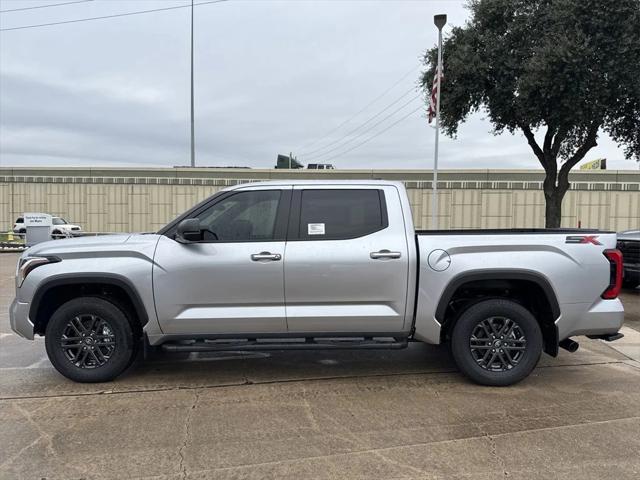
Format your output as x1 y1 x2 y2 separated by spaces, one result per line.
161 337 409 353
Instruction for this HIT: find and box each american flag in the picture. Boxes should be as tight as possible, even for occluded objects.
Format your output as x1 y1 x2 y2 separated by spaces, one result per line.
427 66 443 124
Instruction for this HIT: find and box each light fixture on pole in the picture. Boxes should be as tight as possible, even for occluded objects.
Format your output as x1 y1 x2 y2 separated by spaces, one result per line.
431 13 446 229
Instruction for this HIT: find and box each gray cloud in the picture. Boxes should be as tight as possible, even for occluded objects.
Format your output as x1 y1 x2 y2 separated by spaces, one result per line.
0 0 635 170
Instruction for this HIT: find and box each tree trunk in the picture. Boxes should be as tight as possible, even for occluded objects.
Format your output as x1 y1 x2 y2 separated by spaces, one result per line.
520 123 599 230
542 162 570 229
544 188 564 228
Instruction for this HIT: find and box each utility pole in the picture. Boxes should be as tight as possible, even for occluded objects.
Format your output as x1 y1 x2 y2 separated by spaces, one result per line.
289 151 293 169
190 0 196 167
432 14 446 229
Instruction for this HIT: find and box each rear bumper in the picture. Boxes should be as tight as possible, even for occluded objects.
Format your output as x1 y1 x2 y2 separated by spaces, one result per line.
557 298 624 340
9 298 34 340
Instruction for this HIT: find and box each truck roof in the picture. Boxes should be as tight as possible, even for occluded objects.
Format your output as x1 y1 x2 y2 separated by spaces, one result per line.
223 179 405 190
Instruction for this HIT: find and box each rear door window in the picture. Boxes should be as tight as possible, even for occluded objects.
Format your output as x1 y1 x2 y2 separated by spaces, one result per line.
298 189 387 240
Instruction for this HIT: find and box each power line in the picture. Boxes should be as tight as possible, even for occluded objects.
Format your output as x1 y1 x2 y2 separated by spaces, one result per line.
304 94 421 162
0 0 228 32
300 85 418 157
317 105 423 164
0 0 93 13
295 66 418 152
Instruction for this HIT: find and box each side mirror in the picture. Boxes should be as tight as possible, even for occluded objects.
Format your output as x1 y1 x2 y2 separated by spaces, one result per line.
176 218 203 243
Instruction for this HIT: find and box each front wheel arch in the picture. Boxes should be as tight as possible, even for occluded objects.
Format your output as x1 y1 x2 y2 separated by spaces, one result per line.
30 276 148 337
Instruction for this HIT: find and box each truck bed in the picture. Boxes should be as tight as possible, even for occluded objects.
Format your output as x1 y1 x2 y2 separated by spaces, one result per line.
416 228 612 235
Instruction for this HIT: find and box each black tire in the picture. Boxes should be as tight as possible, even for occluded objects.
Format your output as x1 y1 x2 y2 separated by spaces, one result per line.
450 299 543 386
45 297 137 383
51 229 63 240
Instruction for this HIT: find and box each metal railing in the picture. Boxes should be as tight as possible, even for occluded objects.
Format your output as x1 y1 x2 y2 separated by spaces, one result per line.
1 231 116 251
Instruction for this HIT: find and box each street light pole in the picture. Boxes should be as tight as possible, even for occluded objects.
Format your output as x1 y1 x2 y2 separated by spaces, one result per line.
190 0 196 167
432 14 446 229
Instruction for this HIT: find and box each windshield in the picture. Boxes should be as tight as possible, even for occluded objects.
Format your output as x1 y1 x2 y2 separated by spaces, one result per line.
52 218 68 225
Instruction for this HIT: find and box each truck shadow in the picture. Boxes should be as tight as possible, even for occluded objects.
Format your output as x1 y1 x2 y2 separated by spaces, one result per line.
128 342 457 386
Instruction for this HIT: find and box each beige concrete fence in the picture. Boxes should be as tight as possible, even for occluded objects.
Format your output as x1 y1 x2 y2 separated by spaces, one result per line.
1 167 638 233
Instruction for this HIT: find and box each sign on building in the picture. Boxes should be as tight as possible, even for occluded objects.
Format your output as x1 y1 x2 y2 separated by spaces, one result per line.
24 213 52 246
579 158 607 170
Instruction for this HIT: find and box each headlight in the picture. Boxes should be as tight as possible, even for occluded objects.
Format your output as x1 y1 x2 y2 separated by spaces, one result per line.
16 256 60 288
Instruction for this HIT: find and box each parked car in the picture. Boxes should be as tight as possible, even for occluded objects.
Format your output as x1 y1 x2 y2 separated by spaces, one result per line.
11 217 25 234
617 230 640 288
10 181 624 385
307 163 335 169
12 216 82 239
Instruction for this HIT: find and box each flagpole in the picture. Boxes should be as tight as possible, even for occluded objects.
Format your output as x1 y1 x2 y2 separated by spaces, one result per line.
432 14 446 229
190 0 196 168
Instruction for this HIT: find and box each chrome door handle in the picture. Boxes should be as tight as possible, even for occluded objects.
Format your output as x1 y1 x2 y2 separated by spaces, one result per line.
370 250 402 259
251 252 281 261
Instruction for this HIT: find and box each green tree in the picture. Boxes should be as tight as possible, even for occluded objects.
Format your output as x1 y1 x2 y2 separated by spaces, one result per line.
421 0 640 227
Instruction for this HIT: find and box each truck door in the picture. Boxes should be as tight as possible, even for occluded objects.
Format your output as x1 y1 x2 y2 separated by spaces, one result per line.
284 186 410 333
153 187 291 335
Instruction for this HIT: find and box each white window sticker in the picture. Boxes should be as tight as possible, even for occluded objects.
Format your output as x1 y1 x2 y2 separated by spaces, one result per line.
307 223 325 235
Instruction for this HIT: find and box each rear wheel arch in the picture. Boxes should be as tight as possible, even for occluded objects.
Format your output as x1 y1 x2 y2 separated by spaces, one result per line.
30 275 148 338
436 271 560 357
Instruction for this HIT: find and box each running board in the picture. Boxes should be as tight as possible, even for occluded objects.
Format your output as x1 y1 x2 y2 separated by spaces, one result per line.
160 337 409 352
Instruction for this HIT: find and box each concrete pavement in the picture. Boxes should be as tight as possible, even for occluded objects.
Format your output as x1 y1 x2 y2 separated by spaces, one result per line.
1 252 639 479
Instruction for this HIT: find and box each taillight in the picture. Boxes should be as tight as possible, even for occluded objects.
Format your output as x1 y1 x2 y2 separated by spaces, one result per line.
601 249 623 299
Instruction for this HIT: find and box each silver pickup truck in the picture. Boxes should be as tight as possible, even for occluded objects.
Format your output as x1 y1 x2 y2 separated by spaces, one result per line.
10 180 625 385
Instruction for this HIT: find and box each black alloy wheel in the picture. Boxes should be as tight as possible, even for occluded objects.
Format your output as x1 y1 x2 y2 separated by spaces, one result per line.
469 316 527 372
60 314 117 369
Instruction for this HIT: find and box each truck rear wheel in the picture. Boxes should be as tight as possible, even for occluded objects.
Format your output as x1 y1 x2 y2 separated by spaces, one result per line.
450 299 542 386
45 297 137 383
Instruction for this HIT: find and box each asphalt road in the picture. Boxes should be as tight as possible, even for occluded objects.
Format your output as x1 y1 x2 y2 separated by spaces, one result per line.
1 252 639 479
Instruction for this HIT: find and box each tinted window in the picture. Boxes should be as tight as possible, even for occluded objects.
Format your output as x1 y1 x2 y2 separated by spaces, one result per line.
52 218 67 225
15 217 23 223
195 190 281 242
299 189 386 240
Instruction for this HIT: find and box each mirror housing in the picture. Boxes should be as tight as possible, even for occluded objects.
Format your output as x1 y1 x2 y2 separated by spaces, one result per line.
176 218 203 243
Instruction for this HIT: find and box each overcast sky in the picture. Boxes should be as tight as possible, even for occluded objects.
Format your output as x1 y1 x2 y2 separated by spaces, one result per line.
0 0 636 170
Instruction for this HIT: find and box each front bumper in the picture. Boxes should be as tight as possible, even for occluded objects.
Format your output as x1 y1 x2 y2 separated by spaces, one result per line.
9 298 35 340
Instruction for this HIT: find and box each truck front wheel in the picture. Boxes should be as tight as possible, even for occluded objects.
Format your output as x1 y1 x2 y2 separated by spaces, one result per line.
45 297 137 383
450 299 543 386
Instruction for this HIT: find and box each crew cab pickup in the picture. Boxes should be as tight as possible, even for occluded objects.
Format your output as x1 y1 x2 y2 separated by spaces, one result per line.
10 181 625 385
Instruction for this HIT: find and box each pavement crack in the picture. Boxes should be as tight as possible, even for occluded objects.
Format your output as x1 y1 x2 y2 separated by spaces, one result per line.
13 403 56 456
468 418 510 477
1 360 637 402
0 404 59 471
486 433 509 477
300 385 319 431
178 389 200 479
